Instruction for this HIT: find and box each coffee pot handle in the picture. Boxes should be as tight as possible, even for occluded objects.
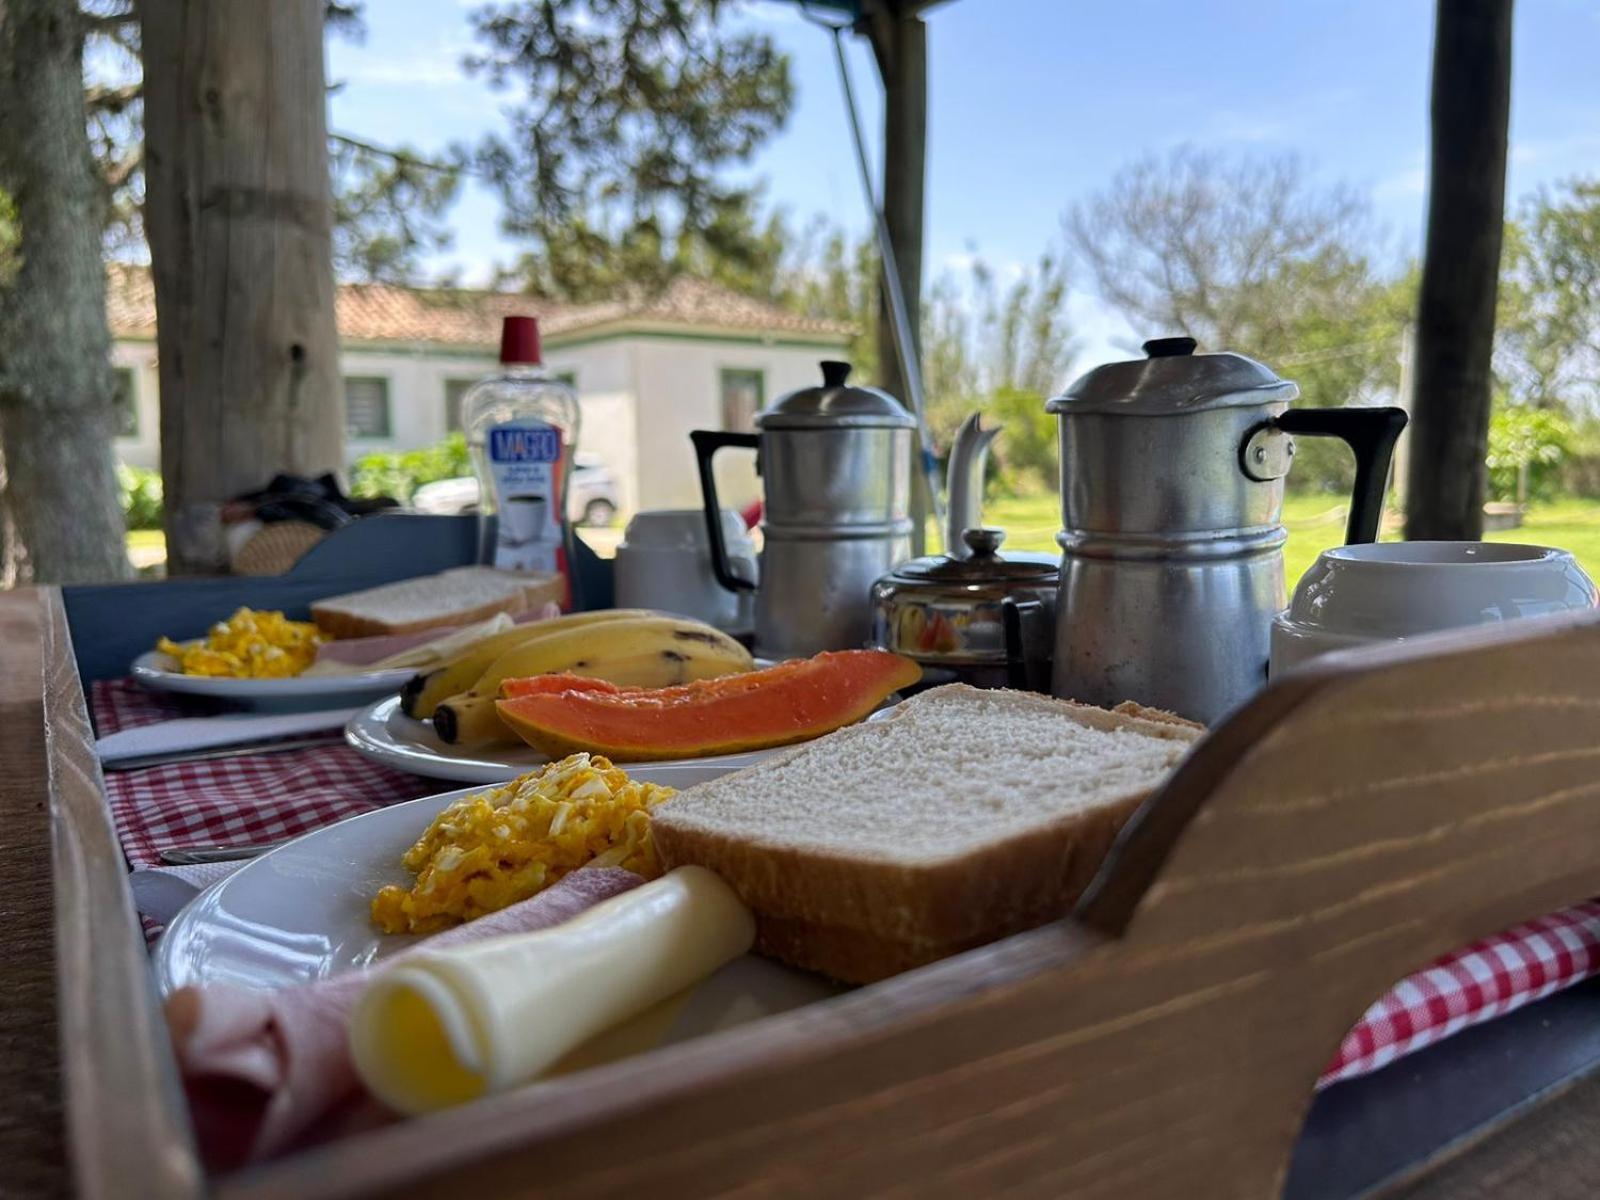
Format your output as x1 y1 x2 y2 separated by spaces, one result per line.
689 429 760 593
1271 407 1409 544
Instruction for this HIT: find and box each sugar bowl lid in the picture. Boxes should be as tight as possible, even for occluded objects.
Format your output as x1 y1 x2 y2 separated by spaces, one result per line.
885 528 1059 588
1047 336 1299 416
757 360 916 430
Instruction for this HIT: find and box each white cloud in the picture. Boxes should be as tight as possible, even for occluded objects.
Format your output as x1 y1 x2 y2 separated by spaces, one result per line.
337 57 468 87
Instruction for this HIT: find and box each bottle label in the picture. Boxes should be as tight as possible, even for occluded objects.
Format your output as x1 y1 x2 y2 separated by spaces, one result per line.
487 418 566 576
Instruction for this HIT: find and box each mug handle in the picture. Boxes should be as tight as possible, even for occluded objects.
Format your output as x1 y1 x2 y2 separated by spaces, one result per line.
689 430 760 594
1269 407 1408 545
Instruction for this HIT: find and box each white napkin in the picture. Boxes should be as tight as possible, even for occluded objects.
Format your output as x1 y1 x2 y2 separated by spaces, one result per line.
96 708 360 765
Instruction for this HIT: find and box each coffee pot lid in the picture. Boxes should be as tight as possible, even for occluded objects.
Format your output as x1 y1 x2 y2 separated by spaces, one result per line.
1046 336 1298 416
757 360 917 430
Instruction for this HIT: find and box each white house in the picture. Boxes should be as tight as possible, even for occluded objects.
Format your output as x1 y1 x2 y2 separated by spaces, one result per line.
106 266 852 516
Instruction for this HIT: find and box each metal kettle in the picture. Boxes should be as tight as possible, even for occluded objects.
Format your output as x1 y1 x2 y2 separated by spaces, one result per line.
691 361 915 659
1047 336 1406 724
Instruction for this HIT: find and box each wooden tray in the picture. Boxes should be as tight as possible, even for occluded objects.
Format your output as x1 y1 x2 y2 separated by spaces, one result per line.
11 585 1600 1198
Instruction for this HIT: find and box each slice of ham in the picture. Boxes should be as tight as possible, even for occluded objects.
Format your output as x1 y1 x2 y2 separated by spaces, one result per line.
311 603 562 667
164 867 643 1169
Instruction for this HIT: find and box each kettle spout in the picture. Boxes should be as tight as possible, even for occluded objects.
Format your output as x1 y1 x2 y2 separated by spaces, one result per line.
945 412 1000 559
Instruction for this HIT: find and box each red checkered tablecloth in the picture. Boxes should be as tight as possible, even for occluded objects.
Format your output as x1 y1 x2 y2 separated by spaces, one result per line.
93 678 437 871
93 677 1600 1089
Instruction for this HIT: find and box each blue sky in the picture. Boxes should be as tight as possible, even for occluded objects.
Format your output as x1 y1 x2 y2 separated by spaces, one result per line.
328 0 1600 366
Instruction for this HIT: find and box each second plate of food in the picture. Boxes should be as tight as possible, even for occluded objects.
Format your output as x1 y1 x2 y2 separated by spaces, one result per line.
345 694 792 784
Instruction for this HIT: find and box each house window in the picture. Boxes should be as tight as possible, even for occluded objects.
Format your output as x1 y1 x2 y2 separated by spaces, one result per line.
345 376 391 439
720 368 763 432
112 367 137 438
444 378 475 432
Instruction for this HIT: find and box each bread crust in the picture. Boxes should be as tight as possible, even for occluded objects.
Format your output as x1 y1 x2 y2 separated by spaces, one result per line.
309 569 563 639
652 685 1202 959
655 789 1146 947
311 593 526 639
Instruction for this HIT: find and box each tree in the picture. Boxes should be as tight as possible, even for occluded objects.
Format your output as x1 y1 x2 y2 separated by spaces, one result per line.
775 218 880 380
465 0 793 300
1067 147 1409 492
1406 0 1513 541
141 0 345 573
0 0 131 583
1487 403 1572 504
330 135 464 284
1497 179 1600 415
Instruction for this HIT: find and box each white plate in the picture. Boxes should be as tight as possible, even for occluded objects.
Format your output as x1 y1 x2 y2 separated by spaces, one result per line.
132 650 415 707
344 693 793 784
155 787 840 1048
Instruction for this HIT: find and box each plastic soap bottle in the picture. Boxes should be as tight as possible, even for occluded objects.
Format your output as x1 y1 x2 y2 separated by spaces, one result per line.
461 315 581 607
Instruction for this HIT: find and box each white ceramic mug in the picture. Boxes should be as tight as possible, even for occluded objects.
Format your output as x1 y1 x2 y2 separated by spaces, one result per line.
614 509 757 633
1270 541 1599 676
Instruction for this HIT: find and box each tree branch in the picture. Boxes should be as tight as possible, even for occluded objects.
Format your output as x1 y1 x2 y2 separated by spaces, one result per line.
85 80 141 111
328 131 467 177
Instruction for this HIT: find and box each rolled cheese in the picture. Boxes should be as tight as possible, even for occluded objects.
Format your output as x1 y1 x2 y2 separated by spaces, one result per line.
348 866 755 1114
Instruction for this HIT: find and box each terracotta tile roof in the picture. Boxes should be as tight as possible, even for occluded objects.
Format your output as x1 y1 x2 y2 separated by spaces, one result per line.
105 263 851 348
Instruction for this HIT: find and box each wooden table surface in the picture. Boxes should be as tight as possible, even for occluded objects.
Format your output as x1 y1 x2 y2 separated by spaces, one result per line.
9 581 1600 1199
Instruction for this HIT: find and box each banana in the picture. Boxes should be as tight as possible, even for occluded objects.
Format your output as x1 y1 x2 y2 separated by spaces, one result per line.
400 609 659 719
430 693 507 746
431 617 754 745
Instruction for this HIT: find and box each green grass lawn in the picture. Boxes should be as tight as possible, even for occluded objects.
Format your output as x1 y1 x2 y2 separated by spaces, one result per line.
974 493 1600 590
127 497 1600 589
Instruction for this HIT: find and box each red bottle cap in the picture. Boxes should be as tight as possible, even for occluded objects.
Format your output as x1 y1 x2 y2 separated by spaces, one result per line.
500 315 541 365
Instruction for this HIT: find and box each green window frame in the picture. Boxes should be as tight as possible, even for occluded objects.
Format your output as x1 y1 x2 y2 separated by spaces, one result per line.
719 368 764 432
344 376 392 439
112 367 138 438
444 378 476 432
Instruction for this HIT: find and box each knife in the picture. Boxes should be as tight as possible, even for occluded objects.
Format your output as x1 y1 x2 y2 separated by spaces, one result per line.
158 838 292 865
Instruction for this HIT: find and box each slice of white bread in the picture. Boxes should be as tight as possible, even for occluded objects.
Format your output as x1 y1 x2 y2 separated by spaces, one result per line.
651 684 1203 982
311 567 562 639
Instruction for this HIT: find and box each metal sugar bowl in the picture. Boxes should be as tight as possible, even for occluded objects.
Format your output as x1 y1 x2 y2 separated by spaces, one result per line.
1047 337 1406 724
692 361 915 659
870 527 1059 691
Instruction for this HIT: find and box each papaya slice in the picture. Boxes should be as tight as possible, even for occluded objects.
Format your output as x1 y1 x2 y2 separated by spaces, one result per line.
494 649 922 761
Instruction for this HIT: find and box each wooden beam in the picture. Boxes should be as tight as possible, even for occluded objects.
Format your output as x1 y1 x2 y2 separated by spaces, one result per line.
866 6 927 414
1405 0 1514 541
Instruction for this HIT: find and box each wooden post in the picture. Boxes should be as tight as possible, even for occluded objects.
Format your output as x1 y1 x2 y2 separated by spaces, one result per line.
140 0 345 574
866 1 929 548
1405 0 1513 541
867 5 926 409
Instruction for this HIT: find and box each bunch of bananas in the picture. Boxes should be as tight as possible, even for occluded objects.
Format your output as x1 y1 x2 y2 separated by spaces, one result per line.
399 609 754 745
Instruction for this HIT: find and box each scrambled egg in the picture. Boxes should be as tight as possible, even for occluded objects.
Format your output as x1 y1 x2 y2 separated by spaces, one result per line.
156 608 322 678
371 754 675 935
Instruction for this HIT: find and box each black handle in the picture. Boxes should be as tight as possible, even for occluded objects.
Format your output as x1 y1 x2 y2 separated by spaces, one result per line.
1274 406 1408 544
1001 596 1049 693
1143 336 1198 358
689 429 760 593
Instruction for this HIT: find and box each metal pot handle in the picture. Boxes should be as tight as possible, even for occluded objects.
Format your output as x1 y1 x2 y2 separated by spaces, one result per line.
689 430 760 594
1245 407 1408 545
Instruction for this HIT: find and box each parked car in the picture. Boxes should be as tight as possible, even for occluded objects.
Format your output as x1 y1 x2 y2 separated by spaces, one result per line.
411 454 620 526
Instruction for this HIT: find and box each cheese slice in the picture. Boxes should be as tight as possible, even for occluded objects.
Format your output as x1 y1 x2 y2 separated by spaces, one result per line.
348 867 755 1114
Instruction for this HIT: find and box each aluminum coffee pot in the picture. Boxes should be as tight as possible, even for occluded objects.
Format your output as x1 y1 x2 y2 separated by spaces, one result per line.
692 361 914 659
1048 336 1406 724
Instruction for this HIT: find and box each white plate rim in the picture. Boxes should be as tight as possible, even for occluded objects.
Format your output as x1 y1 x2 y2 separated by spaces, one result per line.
344 693 797 784
131 649 417 701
